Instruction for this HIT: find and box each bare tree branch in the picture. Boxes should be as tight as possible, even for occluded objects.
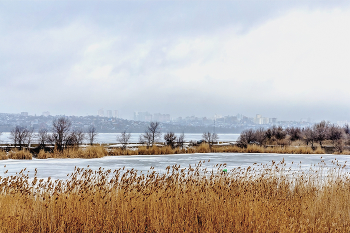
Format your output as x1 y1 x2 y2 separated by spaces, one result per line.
37 128 50 149
51 117 72 151
202 132 218 147
117 131 131 150
87 125 98 146
164 132 177 148
176 132 185 149
139 122 162 147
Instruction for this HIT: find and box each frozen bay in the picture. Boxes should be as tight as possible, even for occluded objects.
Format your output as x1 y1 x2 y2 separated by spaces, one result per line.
0 153 349 180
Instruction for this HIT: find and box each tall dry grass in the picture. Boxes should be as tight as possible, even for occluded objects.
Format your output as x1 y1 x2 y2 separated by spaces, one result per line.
0 144 328 160
0 150 7 160
109 144 326 156
36 146 108 159
109 145 187 156
215 144 325 154
0 161 350 232
7 149 32 159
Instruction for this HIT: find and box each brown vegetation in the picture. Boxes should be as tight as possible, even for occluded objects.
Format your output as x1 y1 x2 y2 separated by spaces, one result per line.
0 161 350 232
0 150 8 160
7 149 32 159
0 143 330 160
238 121 350 153
36 146 108 159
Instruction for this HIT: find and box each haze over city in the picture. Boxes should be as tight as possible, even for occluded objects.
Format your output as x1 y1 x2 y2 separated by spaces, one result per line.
1 1 350 122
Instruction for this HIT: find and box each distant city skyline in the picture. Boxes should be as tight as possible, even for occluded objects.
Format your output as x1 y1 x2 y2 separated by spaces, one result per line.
1 110 345 126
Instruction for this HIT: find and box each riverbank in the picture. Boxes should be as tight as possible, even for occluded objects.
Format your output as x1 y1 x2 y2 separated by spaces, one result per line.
1 143 345 160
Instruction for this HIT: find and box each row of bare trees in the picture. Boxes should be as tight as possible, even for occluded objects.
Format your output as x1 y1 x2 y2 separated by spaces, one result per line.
238 121 350 151
117 122 187 149
9 126 34 149
136 122 186 149
10 117 98 151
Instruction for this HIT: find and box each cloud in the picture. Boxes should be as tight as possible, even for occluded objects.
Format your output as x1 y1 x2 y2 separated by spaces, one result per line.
0 1 350 121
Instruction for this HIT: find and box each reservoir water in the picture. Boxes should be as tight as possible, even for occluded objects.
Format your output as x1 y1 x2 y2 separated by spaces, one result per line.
0 133 240 144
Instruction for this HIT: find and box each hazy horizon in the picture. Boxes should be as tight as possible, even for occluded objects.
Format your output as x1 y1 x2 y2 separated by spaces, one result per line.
1 1 350 122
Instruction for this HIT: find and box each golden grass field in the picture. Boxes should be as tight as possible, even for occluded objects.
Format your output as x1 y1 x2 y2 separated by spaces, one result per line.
0 160 350 232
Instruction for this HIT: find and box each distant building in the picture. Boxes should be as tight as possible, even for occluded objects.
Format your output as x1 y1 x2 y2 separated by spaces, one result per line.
134 111 152 122
254 114 274 125
98 108 104 117
21 112 28 117
42 111 50 117
269 118 277 124
254 114 262 124
153 113 171 122
114 110 119 118
106 110 113 118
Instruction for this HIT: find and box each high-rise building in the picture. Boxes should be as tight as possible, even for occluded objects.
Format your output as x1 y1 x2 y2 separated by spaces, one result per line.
106 110 113 118
42 111 50 117
98 108 104 117
269 118 277 124
153 113 171 122
134 111 152 122
21 112 28 116
114 110 119 118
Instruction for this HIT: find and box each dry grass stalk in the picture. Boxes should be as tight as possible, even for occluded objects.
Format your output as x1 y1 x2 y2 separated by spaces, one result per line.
36 146 108 159
110 144 325 156
7 149 32 159
0 150 8 160
0 161 349 232
0 144 328 160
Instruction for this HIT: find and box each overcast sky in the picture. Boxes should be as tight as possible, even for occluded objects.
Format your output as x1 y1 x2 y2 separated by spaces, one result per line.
1 1 350 121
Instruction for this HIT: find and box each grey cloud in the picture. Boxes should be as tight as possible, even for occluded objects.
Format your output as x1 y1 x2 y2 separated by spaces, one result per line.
0 1 350 121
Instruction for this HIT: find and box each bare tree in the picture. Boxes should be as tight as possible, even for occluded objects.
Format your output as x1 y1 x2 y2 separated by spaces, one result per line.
139 122 162 147
164 132 177 148
139 132 153 147
343 123 350 135
328 124 344 145
37 128 50 149
237 129 256 147
26 128 34 148
51 117 72 151
272 126 287 141
176 132 185 149
87 125 98 146
254 128 267 145
286 127 302 142
117 131 131 150
302 127 316 147
343 123 350 145
66 128 85 147
10 126 33 149
313 121 329 147
202 132 218 147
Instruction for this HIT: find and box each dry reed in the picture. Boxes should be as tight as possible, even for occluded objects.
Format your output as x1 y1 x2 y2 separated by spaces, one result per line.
0 144 328 160
0 160 350 232
0 150 8 160
36 146 108 159
109 144 325 156
7 149 32 159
